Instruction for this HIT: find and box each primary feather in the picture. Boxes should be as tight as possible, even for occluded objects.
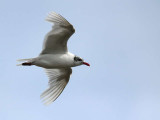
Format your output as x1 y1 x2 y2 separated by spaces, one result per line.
46 12 71 26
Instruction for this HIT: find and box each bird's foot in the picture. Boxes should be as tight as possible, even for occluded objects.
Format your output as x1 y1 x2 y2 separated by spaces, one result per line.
22 62 32 66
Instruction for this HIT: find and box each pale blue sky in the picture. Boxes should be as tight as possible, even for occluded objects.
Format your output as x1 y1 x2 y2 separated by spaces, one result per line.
0 0 160 120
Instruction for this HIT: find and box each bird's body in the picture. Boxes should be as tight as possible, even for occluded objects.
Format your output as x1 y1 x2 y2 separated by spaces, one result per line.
17 12 89 105
28 52 76 68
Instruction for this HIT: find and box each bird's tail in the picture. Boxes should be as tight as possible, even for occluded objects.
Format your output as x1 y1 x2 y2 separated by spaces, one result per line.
16 58 34 66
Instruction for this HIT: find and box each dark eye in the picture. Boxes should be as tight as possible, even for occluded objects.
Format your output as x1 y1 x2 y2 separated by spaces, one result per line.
77 58 82 61
74 56 82 61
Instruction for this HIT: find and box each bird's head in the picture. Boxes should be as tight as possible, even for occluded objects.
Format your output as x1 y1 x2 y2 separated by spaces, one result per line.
73 56 90 66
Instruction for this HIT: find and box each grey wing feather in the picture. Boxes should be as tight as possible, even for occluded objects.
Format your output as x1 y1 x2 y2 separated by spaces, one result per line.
41 68 72 105
40 12 75 55
46 12 71 26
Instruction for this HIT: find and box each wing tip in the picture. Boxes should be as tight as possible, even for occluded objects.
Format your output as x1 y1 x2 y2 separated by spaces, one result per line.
45 11 71 26
40 83 65 105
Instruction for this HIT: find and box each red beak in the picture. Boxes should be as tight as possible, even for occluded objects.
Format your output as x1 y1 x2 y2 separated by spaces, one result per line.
83 62 90 66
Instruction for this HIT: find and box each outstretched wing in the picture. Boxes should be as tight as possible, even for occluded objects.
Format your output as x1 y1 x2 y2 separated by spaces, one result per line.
41 68 72 105
40 12 75 55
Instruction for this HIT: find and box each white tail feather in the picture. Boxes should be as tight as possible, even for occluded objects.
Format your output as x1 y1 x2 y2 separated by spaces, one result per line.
16 58 34 66
17 58 33 62
16 63 22 66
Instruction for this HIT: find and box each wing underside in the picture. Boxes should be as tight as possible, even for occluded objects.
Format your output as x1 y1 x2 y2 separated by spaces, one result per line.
40 12 75 55
41 68 72 105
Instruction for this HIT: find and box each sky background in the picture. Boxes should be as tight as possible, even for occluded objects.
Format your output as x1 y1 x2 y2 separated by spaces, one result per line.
0 0 160 120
